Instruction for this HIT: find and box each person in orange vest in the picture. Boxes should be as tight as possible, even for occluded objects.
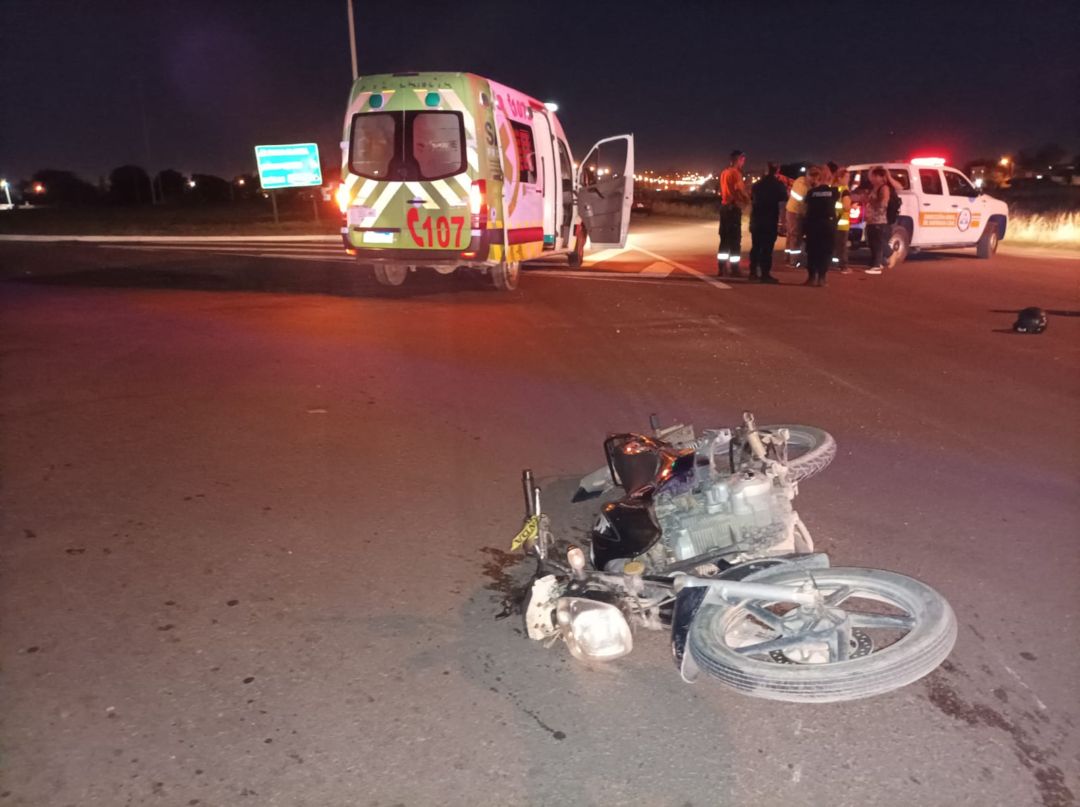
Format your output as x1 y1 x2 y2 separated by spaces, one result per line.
717 150 749 277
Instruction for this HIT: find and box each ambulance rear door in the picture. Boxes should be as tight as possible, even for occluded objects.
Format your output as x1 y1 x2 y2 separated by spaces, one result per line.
576 134 634 249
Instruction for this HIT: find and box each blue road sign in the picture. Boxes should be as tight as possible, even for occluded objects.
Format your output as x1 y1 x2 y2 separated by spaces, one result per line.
254 143 323 189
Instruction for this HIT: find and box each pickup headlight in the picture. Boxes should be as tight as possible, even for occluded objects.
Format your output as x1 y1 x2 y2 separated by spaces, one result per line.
555 597 633 661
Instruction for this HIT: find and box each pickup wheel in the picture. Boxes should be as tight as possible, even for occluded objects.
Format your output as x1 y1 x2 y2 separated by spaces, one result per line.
886 226 910 269
976 222 999 259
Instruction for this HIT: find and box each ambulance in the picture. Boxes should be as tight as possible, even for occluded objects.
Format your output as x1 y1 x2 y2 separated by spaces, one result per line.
336 72 634 289
847 158 1009 267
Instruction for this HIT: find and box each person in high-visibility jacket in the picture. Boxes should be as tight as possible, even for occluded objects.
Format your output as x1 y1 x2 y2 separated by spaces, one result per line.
784 169 812 266
717 150 749 277
832 168 853 274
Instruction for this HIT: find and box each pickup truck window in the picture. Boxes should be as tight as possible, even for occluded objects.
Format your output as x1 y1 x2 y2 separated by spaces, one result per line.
944 170 977 197
852 168 910 190
919 169 943 195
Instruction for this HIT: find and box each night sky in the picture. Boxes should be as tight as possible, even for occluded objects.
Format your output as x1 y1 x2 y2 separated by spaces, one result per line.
2 0 1077 183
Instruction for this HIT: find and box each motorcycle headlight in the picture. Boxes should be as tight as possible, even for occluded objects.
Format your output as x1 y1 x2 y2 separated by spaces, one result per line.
555 597 633 661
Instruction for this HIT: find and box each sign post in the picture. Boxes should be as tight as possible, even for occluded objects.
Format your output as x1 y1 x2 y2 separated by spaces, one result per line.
254 143 323 225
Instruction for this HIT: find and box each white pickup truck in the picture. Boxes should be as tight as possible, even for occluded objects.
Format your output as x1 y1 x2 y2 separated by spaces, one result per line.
847 158 1009 267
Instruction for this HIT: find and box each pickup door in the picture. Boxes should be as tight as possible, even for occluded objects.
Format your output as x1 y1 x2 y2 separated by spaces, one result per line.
942 169 988 245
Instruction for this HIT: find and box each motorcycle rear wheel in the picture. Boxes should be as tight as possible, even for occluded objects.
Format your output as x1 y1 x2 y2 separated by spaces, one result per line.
687 567 956 703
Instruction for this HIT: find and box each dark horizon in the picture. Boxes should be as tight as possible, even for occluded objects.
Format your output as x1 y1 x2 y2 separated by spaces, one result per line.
2 0 1077 184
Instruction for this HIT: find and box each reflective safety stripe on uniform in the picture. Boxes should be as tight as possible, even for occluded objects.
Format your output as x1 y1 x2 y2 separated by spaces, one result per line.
717 252 730 260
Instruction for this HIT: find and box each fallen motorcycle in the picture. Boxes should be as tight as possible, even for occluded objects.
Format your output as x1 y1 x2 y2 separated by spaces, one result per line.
511 413 956 703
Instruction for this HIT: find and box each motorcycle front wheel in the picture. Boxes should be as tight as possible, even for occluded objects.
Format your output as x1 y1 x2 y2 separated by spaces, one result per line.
687 567 956 703
744 424 836 483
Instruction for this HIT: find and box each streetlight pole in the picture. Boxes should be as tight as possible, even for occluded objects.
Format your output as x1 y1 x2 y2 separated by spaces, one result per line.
0 180 12 207
346 0 358 81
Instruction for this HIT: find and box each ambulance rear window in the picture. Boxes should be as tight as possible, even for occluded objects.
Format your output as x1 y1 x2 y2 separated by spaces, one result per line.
350 113 397 180
349 111 465 181
412 112 466 180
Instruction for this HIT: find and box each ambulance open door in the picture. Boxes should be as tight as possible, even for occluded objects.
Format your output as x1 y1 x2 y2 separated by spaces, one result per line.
575 134 634 249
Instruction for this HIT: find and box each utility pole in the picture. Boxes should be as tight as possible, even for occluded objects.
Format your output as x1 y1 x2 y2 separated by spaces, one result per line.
346 0 358 81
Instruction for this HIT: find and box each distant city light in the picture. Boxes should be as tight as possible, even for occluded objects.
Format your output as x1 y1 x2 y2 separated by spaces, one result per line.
188 179 197 188
999 156 1010 166
237 178 246 186
32 182 45 193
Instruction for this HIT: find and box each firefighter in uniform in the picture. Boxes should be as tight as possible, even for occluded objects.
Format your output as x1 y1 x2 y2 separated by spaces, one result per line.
717 150 749 277
802 166 839 287
784 170 811 266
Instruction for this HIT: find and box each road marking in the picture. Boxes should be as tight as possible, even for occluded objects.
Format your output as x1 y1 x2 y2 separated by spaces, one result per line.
582 247 629 265
107 245 352 262
639 261 674 278
632 245 731 290
0 234 340 243
523 269 683 287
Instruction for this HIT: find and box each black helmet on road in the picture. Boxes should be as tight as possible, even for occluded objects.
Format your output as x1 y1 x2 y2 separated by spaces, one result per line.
1013 307 1048 334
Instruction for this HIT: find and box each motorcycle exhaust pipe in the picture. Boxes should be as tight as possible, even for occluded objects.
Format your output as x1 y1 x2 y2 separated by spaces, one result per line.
522 469 535 517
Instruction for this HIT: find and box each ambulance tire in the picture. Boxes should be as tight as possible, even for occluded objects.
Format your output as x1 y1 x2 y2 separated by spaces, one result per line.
886 225 910 269
373 264 409 286
491 261 520 291
567 225 586 269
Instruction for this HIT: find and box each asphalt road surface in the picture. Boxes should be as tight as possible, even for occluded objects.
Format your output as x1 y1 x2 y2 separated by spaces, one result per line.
2 218 1078 807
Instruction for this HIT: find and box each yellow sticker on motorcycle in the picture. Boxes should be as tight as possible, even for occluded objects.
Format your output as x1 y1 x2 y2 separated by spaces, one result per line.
510 515 539 551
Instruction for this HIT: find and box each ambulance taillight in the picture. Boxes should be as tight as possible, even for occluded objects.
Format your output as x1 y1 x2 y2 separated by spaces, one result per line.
335 184 351 214
469 180 487 229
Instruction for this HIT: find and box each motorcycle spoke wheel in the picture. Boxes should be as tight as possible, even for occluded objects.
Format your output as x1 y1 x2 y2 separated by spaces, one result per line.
688 567 956 702
734 424 836 483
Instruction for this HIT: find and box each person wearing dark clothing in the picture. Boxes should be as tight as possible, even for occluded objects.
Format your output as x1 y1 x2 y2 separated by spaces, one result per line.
802 168 839 287
717 150 749 277
748 162 788 283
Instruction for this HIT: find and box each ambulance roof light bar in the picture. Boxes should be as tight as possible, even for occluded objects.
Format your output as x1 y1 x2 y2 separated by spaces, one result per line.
911 157 946 167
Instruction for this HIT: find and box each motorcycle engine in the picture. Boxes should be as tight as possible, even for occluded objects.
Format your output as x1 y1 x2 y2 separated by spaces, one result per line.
649 467 799 568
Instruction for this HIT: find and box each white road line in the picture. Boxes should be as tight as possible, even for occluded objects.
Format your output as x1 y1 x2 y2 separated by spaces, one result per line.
107 245 352 262
582 247 629 265
639 261 674 278
523 270 682 287
105 243 344 253
0 234 341 243
632 245 731 290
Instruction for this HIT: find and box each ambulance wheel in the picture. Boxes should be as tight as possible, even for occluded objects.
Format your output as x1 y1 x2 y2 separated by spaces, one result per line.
976 223 999 259
373 264 408 287
886 226 910 269
567 225 586 269
490 261 520 291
